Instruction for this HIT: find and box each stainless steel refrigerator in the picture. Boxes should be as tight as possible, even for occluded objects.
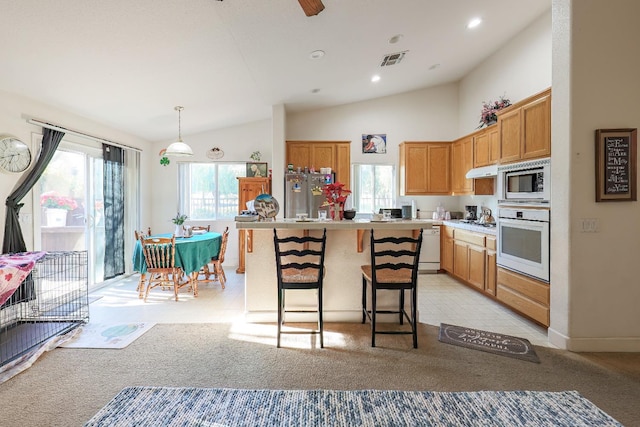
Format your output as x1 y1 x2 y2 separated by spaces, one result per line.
284 172 334 218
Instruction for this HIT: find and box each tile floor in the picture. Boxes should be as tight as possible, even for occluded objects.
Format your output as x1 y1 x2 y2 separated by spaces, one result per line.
89 269 551 347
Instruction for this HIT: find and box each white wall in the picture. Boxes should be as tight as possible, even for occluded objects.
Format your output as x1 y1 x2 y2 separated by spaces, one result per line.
548 0 640 351
287 83 463 214
0 89 151 250
458 10 552 136
149 119 272 267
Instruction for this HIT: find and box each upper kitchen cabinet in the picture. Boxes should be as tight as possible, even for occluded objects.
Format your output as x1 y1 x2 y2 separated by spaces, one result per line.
473 125 499 167
451 136 474 195
497 88 551 164
399 142 450 195
286 141 351 188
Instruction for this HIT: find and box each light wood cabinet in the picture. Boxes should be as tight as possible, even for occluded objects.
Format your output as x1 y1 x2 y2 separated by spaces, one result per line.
497 88 551 164
286 141 351 187
485 236 497 296
451 229 486 290
399 142 451 195
474 125 499 167
497 267 550 326
441 226 454 273
236 177 271 274
451 136 474 195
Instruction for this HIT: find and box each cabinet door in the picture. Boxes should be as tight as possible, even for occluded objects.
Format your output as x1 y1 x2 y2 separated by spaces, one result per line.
441 236 454 273
486 249 497 296
311 144 336 172
488 127 500 164
287 143 311 171
427 144 451 194
453 240 468 280
521 93 551 160
498 108 522 163
238 178 270 212
335 142 351 189
467 245 486 290
403 143 429 194
474 130 490 167
451 137 473 194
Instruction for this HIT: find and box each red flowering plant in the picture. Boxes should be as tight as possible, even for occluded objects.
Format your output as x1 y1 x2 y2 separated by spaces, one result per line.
321 182 351 207
478 95 511 128
40 191 78 211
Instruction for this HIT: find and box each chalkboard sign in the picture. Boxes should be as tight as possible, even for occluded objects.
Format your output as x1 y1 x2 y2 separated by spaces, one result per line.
595 128 637 202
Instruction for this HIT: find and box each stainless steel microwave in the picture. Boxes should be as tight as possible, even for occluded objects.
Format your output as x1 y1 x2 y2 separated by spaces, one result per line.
498 158 550 205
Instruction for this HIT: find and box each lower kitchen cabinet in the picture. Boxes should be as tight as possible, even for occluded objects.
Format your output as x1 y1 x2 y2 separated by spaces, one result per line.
497 267 550 326
441 226 454 272
450 228 486 291
485 236 497 296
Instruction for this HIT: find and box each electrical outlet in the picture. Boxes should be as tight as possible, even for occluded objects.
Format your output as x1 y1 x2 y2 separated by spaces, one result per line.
580 218 600 233
19 213 32 224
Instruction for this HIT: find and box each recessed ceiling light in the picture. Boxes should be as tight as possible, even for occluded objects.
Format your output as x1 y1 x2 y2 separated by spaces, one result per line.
309 50 325 59
311 88 321 94
388 34 403 44
371 75 381 83
428 63 441 70
467 17 482 29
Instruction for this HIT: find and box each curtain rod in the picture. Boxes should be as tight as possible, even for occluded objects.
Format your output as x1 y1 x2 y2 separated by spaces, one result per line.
26 117 142 153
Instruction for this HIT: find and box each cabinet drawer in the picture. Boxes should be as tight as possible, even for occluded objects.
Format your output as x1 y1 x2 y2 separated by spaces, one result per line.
453 229 485 247
497 268 549 305
497 284 549 326
443 226 455 239
486 236 496 251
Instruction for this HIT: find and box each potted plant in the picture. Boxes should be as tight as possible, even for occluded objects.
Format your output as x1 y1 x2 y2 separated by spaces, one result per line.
171 213 188 237
321 182 351 220
478 95 511 128
40 191 78 226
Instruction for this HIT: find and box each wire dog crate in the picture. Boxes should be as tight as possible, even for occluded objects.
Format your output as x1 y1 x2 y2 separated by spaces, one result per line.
0 251 89 368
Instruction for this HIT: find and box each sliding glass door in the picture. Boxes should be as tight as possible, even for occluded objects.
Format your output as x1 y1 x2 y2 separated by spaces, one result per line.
37 145 105 288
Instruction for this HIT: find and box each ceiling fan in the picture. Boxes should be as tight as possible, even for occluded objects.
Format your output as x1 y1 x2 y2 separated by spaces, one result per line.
298 0 325 16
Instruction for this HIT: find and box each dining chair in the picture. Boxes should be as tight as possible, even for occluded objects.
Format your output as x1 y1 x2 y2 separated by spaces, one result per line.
134 227 152 240
361 229 423 348
138 235 185 302
191 225 211 232
199 226 229 289
273 228 327 348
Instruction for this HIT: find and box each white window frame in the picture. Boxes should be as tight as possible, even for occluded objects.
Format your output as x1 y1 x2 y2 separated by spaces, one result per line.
351 163 396 213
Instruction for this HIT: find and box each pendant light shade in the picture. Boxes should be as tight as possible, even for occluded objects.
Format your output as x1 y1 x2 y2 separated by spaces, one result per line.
165 106 193 157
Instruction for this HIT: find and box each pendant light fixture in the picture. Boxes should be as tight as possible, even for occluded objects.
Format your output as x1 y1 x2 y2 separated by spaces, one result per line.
165 106 193 157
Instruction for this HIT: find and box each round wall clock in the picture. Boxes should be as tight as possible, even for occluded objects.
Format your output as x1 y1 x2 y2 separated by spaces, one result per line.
0 135 32 173
207 147 224 160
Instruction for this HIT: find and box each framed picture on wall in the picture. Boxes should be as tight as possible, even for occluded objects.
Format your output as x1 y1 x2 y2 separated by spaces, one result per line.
595 128 637 202
362 134 387 154
246 162 268 177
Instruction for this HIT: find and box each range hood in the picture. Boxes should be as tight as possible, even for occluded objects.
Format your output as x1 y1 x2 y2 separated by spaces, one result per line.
465 165 498 179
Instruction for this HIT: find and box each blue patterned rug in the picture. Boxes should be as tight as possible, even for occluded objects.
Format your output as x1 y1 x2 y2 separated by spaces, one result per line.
85 387 621 426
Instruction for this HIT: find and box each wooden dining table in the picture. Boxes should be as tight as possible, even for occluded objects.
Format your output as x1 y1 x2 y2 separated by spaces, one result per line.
133 231 222 298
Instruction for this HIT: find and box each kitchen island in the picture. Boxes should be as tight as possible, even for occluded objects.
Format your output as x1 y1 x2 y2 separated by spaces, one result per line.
236 219 437 322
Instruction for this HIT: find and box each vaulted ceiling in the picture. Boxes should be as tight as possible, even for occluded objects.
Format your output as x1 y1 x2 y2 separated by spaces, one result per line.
1 0 550 142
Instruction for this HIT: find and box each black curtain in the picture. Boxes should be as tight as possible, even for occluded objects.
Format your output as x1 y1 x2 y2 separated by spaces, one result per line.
103 144 125 279
3 128 65 254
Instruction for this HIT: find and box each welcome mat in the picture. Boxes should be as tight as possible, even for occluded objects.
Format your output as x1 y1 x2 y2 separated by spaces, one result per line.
438 323 540 363
85 387 622 427
59 323 155 349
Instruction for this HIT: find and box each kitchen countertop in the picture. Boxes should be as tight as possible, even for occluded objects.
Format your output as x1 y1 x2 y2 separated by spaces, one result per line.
442 220 497 235
236 218 440 230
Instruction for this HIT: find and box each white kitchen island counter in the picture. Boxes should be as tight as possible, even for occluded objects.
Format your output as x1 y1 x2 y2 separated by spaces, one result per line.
236 219 437 323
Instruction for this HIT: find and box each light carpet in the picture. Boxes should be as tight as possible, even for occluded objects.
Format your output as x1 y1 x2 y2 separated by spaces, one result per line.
85 387 622 427
58 322 155 349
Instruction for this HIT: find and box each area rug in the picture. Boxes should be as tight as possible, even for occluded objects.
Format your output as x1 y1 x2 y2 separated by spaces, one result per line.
58 322 155 349
84 387 622 427
438 323 540 363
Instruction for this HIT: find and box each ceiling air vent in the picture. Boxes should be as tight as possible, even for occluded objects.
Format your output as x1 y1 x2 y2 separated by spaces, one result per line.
380 51 408 67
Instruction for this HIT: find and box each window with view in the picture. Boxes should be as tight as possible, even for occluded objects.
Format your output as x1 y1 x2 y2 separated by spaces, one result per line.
178 163 245 220
352 164 395 213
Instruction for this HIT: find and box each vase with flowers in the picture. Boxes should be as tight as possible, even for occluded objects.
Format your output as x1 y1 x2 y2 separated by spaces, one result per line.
40 191 78 226
321 182 351 220
478 95 511 128
171 213 188 237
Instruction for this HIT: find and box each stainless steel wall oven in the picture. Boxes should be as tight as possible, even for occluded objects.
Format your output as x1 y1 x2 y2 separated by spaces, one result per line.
497 207 550 282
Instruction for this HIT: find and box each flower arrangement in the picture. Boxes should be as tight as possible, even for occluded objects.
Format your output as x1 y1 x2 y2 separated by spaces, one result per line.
322 182 351 205
478 95 511 128
171 213 188 225
250 151 261 161
40 191 78 211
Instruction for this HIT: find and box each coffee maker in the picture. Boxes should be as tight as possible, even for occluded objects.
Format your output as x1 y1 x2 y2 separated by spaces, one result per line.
464 205 477 221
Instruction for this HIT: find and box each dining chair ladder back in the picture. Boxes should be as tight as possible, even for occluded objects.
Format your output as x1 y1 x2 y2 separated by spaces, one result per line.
361 229 423 348
273 228 327 348
139 235 184 302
